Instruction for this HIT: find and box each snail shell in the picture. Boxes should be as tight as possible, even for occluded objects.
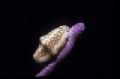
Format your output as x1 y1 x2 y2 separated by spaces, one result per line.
33 25 70 63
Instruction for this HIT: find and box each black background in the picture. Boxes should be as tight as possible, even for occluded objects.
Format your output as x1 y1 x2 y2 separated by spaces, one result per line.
1 0 114 78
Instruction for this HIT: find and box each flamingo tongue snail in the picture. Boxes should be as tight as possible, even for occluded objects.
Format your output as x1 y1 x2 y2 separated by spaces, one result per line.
33 23 85 77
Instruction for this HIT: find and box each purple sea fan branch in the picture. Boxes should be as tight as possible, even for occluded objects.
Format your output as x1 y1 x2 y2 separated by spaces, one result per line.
36 23 85 77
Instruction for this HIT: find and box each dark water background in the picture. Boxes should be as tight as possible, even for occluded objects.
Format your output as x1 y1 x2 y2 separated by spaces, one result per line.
0 0 114 78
